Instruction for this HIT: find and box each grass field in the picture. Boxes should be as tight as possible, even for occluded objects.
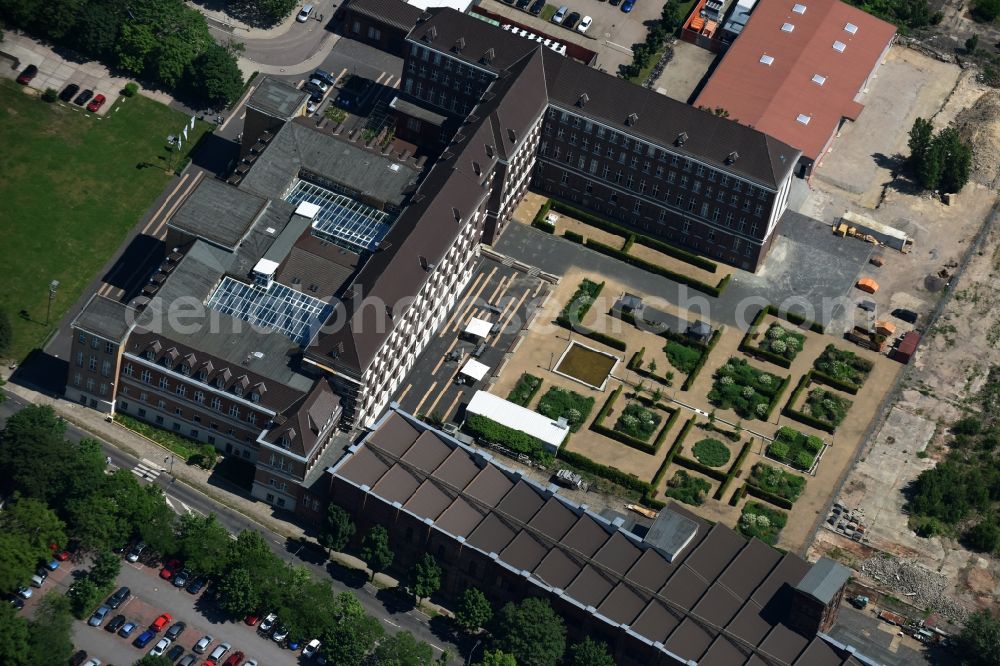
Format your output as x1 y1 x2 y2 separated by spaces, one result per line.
0 80 211 361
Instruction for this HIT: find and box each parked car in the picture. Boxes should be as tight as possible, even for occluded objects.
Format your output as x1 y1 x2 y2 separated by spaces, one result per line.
620 0 634 11
303 639 321 658
296 4 314 21
312 69 337 86
186 576 207 594
178 656 197 666
151 612 173 631
107 586 130 609
207 641 231 665
44 559 60 571
307 99 319 115
88 605 111 627
70 650 88 666
529 0 545 14
134 629 156 649
272 624 289 643
81 659 101 666
576 15 592 32
551 5 568 23
260 613 277 633
105 614 127 633
563 11 580 28
34 568 48 582
118 621 138 638
193 635 213 654
8 595 24 610
892 308 919 324
172 569 191 588
126 542 145 563
16 64 38 85
85 93 106 112
160 558 181 580
59 83 80 102
222 651 245 666
244 613 259 626
165 621 186 641
515 0 531 9
166 644 185 661
150 637 171 656
287 637 302 651
16 587 31 599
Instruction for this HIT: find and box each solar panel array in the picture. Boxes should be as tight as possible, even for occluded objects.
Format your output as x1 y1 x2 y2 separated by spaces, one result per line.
207 277 332 345
286 180 392 253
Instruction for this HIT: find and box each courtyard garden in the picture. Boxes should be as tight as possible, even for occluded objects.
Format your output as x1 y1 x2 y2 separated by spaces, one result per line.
766 426 825 471
507 373 543 407
559 278 603 325
748 463 807 503
555 342 618 389
738 502 788 545
804 387 853 429
614 401 662 441
813 344 873 390
708 358 786 420
536 386 595 432
664 339 703 374
755 323 805 363
692 438 731 467
664 470 711 506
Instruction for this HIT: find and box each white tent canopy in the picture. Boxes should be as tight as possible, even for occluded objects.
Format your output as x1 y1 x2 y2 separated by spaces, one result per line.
466 390 569 453
464 317 493 339
460 359 491 382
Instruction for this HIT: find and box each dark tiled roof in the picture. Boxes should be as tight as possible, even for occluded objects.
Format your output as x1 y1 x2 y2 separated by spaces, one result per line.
168 178 268 249
329 408 871 665
408 8 540 74
72 294 136 343
346 0 423 31
262 380 341 458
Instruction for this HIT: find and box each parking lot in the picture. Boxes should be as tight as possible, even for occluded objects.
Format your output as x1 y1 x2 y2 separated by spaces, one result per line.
69 560 301 665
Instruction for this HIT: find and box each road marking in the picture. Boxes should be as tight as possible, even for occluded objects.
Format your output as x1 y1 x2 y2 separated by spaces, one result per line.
411 381 438 416
441 270 487 333
219 81 261 132
396 384 412 403
141 173 190 235
422 382 452 420
440 390 464 423
497 288 531 336
151 171 204 238
131 458 165 482
430 338 458 376
486 274 510 304
450 267 497 334
382 618 400 628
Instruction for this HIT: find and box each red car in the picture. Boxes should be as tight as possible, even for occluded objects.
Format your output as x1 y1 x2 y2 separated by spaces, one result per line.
86 93 106 112
151 613 173 632
244 613 259 626
160 558 182 580
16 64 38 85
222 652 245 666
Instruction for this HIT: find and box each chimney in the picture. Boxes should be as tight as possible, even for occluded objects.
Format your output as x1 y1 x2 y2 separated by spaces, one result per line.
507 128 516 143
454 37 466 52
676 131 688 146
626 112 638 126
424 26 437 42
452 207 462 223
577 93 589 107
726 151 739 164
481 47 495 64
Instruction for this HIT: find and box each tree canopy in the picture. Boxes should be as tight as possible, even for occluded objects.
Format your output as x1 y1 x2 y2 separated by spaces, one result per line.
455 588 493 635
320 504 356 553
490 598 566 666
373 630 435 666
907 118 973 193
954 610 1000 666
569 638 615 666
360 525 394 579
407 553 441 602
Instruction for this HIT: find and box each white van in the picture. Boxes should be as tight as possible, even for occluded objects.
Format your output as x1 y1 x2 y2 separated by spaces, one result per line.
297 4 314 22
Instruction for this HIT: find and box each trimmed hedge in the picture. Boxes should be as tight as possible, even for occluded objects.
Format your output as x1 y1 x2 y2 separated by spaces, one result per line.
682 326 723 391
563 230 584 244
782 371 837 433
628 348 644 370
585 238 730 297
764 373 792 421
730 483 748 506
713 439 753 501
594 385 624 423
554 317 628 351
556 449 653 495
811 369 861 395
548 199 719 273
674 454 728 482
745 483 795 510
651 416 695 490
533 200 553 227
465 413 551 457
532 219 555 233
765 304 824 334
622 233 637 253
590 387 677 455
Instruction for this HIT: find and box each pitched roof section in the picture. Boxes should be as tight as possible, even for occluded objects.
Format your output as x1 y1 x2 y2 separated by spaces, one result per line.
541 49 799 188
694 0 896 161
408 8 541 74
72 294 136 343
346 0 423 32
329 408 872 665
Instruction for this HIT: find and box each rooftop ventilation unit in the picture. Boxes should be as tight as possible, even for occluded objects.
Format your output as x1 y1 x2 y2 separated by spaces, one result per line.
626 112 638 126
725 151 739 164
424 26 437 42
675 131 688 146
811 73 826 85
781 22 794 32
481 47 495 64
792 3 806 13
760 54 774 65
577 92 589 107
252 258 279 289
833 40 846 52
454 37 465 52
294 201 321 220
844 22 858 34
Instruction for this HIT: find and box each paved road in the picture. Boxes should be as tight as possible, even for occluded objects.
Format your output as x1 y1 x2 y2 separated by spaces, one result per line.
242 13 337 67
0 395 459 661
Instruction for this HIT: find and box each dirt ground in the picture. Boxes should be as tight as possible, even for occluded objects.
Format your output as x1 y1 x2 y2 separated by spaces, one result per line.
652 39 717 103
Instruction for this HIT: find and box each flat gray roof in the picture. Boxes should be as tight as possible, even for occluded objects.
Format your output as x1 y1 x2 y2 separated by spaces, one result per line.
168 178 268 249
248 77 310 119
72 294 136 343
796 557 852 604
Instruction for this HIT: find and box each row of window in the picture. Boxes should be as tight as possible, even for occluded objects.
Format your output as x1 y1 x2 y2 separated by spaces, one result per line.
123 366 263 425
76 352 114 377
119 392 255 444
409 43 493 82
135 352 262 402
77 332 116 354
408 62 478 96
403 78 473 116
72 373 109 397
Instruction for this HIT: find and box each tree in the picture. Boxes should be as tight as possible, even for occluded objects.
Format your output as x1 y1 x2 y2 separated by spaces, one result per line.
216 567 261 617
965 520 1000 553
0 604 29 665
907 117 934 169
132 657 173 666
359 525 393 580
319 504 355 553
966 34 981 53
67 577 102 619
490 598 566 666
320 611 384 666
407 553 441 603
570 638 615 666
88 551 121 588
373 630 435 666
275 580 339 640
953 610 1000 666
0 308 11 356
26 593 73 665
0 497 66 559
177 514 231 575
455 588 493 635
935 126 973 193
186 43 245 107
66 494 129 553
0 532 38 592
972 0 1000 22
478 651 517 666
226 530 273 570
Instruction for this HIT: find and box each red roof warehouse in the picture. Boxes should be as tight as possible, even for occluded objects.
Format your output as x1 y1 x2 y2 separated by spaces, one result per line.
694 0 896 177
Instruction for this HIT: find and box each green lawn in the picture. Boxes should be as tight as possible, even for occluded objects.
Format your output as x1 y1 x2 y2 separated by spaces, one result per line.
0 80 211 361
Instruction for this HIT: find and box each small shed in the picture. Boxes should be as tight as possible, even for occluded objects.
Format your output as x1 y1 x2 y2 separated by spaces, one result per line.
619 293 643 312
463 317 493 339
875 321 896 337
856 278 879 294
686 320 713 343
891 331 921 364
459 359 490 383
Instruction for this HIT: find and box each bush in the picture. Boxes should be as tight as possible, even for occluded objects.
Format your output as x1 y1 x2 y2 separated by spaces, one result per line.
465 413 551 458
738 502 788 545
766 426 824 471
614 401 662 441
813 345 872 388
708 358 783 420
804 388 852 427
42 88 58 103
556 449 652 495
664 340 703 374
748 463 806 502
122 82 139 97
584 238 729 297
692 438 730 467
757 323 805 361
563 230 584 243
560 279 604 324
664 470 711 506
536 386 595 432
507 373 543 407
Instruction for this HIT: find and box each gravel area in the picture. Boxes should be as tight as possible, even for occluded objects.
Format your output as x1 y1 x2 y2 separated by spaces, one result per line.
860 554 969 623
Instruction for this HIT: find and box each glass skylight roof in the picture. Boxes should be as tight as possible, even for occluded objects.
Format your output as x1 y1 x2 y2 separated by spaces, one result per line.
286 180 393 253
207 277 332 345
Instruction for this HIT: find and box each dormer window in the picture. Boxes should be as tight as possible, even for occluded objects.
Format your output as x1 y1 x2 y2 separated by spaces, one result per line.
234 385 244 398
145 350 156 361
164 358 174 370
197 369 208 381
181 363 191 376
250 392 260 403
216 377 226 389
279 436 290 449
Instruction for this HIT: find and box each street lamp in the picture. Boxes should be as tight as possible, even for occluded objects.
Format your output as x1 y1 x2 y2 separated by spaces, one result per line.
164 455 175 475
46 280 60 326
466 639 483 666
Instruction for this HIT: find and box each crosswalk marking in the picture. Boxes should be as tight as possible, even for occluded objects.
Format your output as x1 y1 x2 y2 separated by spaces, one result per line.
131 458 165 482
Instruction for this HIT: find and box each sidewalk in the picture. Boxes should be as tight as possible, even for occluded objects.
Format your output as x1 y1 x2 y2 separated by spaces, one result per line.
189 0 337 39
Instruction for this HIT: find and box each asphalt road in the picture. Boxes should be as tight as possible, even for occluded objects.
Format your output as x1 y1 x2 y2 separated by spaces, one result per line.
0 394 459 662
242 4 338 67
